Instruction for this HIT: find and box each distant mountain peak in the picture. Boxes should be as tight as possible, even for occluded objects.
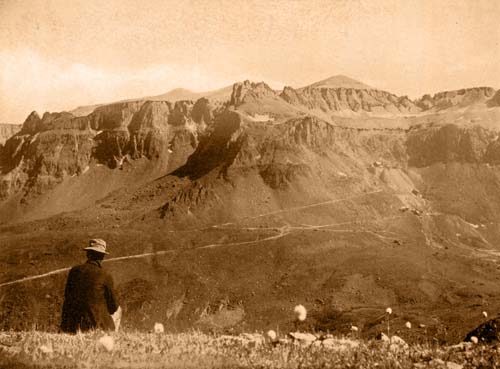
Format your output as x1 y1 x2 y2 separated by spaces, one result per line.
306 75 373 90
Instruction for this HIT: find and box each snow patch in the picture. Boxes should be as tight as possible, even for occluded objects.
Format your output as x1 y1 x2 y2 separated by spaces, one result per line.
248 113 274 122
30 133 39 144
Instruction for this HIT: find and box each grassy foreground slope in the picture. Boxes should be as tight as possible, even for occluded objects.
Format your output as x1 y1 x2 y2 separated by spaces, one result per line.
0 331 497 369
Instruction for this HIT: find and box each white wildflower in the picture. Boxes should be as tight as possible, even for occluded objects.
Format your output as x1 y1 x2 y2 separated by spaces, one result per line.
483 311 488 318
405 321 412 329
154 322 165 333
266 330 277 341
470 336 479 344
351 326 359 332
379 332 390 342
386 307 392 315
294 305 307 321
98 335 114 352
39 344 53 354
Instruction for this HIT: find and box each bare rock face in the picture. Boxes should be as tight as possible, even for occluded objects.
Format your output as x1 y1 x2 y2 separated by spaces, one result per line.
281 86 421 115
126 101 174 161
488 90 500 107
406 124 499 167
191 97 213 127
90 101 144 130
173 110 243 180
0 112 95 197
0 99 212 199
91 100 197 167
230 80 277 106
415 87 496 111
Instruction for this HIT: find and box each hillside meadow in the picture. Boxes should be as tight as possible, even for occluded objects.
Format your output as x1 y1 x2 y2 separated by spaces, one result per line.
0 330 498 369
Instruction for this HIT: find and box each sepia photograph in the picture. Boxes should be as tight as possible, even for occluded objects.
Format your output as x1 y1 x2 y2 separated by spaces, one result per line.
1 0 500 367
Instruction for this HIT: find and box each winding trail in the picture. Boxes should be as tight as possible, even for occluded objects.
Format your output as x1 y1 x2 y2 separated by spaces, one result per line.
0 229 291 288
167 189 384 233
230 189 384 223
0 267 72 288
0 190 389 289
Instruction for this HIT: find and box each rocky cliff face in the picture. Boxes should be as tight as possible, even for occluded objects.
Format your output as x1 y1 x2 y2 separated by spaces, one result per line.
230 81 277 106
415 87 496 111
2 80 499 205
0 99 214 200
487 89 500 107
281 86 421 115
229 79 422 118
0 123 22 145
406 123 500 167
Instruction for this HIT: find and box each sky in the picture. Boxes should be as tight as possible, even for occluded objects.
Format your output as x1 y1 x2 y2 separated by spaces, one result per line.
1 0 499 123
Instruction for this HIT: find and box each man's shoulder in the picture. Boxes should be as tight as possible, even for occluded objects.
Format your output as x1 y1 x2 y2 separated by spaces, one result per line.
70 261 102 272
69 261 112 280
69 264 83 273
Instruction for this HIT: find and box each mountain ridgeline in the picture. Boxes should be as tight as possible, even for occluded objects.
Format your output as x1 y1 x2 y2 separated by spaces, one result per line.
1 76 500 341
2 77 499 205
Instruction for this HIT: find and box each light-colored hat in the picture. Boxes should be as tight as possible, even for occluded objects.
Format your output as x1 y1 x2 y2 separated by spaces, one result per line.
84 239 109 254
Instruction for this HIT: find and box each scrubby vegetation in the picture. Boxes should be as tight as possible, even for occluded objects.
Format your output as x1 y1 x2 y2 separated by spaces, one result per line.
1 330 499 369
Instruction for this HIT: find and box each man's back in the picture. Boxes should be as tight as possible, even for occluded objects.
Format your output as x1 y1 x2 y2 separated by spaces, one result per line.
61 260 118 333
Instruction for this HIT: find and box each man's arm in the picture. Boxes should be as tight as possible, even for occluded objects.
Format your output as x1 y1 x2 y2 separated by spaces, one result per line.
104 274 119 315
60 268 76 332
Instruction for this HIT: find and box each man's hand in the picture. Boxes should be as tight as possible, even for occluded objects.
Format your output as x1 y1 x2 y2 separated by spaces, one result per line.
111 306 122 332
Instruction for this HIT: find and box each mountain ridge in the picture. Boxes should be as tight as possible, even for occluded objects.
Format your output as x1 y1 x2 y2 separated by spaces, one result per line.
66 75 499 120
70 85 233 117
303 74 373 90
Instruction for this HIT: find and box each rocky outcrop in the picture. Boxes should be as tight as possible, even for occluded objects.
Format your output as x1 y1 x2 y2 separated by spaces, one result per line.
464 317 500 343
91 100 194 167
0 112 96 197
0 99 212 199
415 87 496 111
406 124 500 167
90 101 144 130
173 113 407 193
281 86 420 115
488 90 500 107
274 116 406 163
0 123 22 145
173 110 244 180
230 81 278 107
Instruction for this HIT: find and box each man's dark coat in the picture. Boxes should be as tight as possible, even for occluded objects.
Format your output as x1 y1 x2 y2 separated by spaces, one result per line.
60 260 118 333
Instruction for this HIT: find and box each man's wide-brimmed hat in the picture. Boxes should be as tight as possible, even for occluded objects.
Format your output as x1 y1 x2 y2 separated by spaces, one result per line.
84 239 109 254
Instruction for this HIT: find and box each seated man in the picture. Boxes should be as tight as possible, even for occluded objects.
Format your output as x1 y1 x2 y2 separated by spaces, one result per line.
60 239 120 333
